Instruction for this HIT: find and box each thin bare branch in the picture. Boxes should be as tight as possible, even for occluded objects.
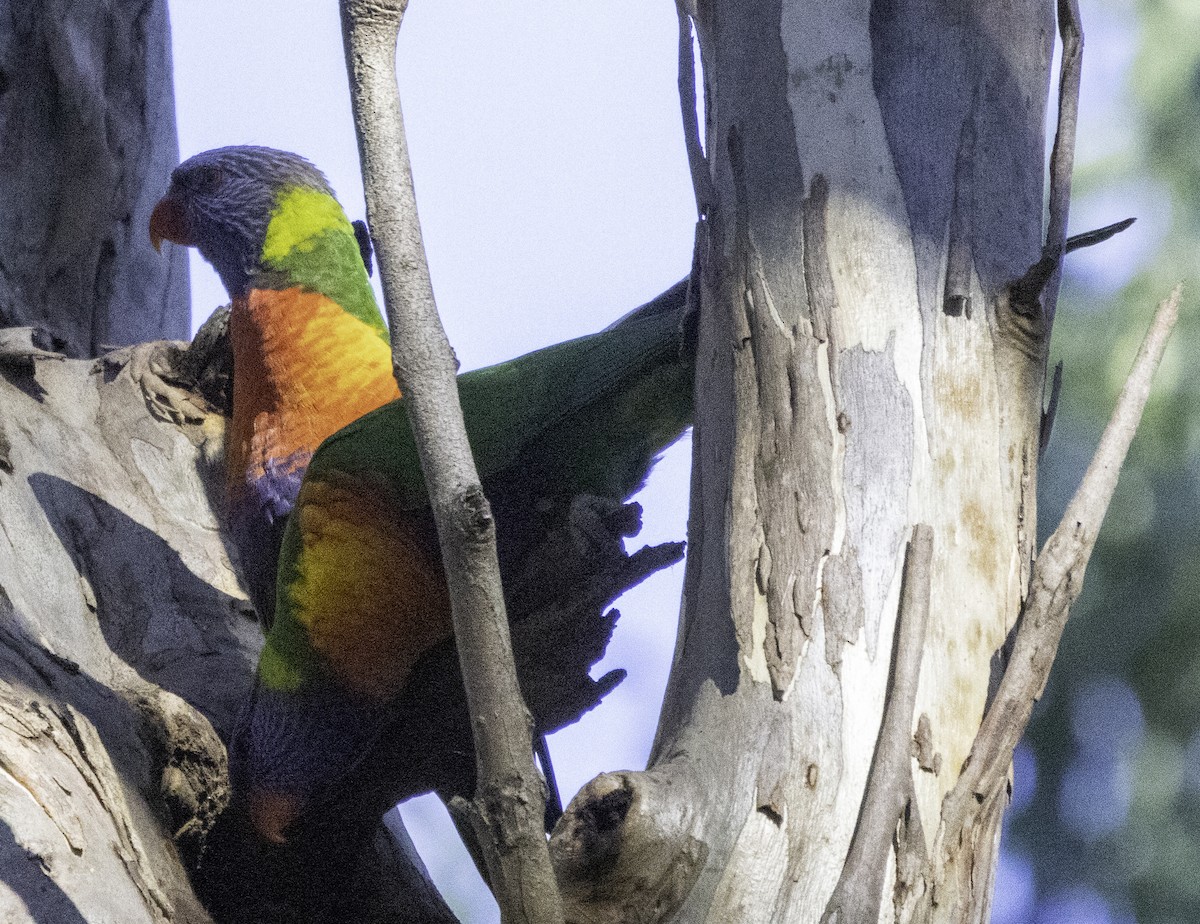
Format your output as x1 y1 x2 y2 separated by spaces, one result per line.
1065 216 1135 254
676 2 713 218
821 525 934 924
941 285 1182 842
338 2 564 921
942 109 976 318
1041 0 1084 327
1039 360 1064 455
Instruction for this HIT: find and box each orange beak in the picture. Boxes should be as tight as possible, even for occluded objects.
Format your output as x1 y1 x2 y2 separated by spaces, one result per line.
148 194 192 253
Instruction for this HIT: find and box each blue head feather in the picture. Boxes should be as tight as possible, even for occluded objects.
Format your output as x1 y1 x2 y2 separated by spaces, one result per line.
166 146 335 297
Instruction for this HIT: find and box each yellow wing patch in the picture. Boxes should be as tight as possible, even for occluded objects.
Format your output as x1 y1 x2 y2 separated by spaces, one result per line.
286 476 452 701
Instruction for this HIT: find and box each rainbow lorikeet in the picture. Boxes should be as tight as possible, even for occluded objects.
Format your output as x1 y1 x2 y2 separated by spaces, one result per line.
150 146 693 844
150 146 400 629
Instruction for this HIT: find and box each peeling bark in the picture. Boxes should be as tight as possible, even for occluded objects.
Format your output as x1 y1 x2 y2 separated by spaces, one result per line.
549 3 1084 922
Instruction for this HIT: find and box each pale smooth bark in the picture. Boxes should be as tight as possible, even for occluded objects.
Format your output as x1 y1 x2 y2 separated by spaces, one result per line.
0 336 244 923
548 3 1167 923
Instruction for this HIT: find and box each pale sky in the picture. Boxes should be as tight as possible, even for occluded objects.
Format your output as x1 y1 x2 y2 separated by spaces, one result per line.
168 2 695 919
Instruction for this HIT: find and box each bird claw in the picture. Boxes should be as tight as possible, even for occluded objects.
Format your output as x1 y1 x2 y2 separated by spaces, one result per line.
567 495 643 561
118 341 212 426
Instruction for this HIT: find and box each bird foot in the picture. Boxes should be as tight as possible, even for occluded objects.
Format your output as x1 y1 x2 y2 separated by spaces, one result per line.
567 495 643 562
116 340 213 426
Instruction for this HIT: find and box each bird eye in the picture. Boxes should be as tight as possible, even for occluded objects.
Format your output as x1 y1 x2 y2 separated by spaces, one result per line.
191 165 224 193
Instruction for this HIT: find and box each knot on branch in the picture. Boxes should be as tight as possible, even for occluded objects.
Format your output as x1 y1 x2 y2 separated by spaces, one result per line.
995 280 1049 364
550 769 707 921
452 482 496 544
553 774 634 880
130 685 230 866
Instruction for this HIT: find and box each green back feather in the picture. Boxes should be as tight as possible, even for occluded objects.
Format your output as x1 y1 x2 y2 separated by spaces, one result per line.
307 307 692 509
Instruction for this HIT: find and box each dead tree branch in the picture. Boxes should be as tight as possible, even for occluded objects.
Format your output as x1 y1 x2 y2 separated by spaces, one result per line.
1039 360 1064 455
338 1 564 921
676 2 713 218
821 525 933 924
1064 217 1135 254
1040 0 1084 327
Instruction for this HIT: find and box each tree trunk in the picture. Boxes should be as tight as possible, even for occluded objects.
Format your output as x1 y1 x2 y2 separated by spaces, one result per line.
0 0 189 357
0 336 242 922
551 3 1055 921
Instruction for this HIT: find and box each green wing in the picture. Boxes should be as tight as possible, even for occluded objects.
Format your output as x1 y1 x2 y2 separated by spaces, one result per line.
309 307 693 510
261 303 693 695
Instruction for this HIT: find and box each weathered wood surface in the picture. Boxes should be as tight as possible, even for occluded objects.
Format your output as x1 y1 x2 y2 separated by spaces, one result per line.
549 3 1063 921
0 0 190 357
0 333 243 922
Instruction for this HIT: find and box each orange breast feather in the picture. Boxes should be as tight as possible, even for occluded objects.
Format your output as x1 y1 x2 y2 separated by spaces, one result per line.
227 288 400 491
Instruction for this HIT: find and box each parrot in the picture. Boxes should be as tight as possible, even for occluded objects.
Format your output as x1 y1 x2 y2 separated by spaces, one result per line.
149 146 401 629
234 303 692 842
149 146 693 845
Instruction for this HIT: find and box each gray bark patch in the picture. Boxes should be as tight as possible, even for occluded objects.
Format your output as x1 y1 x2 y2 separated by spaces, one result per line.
838 339 912 658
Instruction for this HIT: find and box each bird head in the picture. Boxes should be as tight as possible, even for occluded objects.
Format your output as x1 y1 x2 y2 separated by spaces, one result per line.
149 146 337 299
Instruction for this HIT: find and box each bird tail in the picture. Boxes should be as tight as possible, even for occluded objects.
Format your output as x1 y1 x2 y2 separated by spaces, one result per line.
603 277 689 332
